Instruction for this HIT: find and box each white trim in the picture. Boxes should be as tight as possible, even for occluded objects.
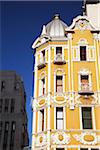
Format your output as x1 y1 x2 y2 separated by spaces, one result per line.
79 106 82 130
78 69 92 91
66 15 96 30
68 38 70 92
32 51 38 149
53 45 68 62
80 106 95 130
54 69 65 93
94 38 99 96
32 111 36 149
64 106 66 130
54 107 56 130
47 45 51 149
37 111 40 132
92 106 96 130
44 108 46 131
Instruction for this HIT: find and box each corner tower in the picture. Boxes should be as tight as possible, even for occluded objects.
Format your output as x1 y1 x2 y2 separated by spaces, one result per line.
32 14 100 150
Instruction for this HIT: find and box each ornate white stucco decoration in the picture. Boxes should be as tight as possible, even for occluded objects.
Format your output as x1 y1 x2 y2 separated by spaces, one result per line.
66 15 96 31
51 132 71 145
73 132 100 145
36 133 47 147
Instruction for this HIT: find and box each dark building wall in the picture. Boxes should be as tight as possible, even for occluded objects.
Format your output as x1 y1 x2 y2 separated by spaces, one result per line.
0 71 29 150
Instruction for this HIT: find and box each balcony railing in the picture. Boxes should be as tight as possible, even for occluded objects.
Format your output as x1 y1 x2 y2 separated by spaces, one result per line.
37 57 46 69
78 83 94 95
54 54 66 65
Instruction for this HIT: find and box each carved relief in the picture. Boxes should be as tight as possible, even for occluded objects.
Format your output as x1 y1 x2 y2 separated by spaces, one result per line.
73 132 100 145
51 131 71 145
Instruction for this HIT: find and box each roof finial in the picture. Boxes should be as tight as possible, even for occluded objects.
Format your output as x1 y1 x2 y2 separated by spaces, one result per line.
41 25 46 35
53 14 60 19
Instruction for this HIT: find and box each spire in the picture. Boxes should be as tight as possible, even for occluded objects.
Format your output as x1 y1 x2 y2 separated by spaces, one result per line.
41 25 46 35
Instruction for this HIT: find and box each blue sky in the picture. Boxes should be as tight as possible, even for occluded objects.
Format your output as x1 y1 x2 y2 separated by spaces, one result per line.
0 1 83 145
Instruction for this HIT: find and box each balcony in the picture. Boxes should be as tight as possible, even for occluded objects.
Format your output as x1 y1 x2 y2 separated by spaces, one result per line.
78 83 94 96
54 54 66 65
37 58 46 70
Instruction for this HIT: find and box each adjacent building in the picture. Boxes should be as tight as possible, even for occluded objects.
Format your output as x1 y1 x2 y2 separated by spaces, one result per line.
31 1 100 150
0 71 29 150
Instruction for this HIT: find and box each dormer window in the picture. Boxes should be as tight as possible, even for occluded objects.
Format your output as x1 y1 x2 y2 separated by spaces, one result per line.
80 46 86 61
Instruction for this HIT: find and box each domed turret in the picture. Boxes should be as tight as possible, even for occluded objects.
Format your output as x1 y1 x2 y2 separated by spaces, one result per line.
45 14 68 37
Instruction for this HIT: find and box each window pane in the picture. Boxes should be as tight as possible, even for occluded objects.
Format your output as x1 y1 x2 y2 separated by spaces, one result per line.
82 107 92 118
57 120 63 129
57 86 63 93
80 46 86 61
57 111 63 118
83 119 92 129
91 149 99 150
80 149 88 150
56 107 63 129
56 148 64 150
56 47 62 54
82 107 92 129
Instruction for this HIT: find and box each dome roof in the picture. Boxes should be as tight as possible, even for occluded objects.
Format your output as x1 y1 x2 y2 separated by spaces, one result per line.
45 14 68 37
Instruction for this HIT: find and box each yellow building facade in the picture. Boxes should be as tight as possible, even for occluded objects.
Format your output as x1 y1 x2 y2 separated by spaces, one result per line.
32 2 100 150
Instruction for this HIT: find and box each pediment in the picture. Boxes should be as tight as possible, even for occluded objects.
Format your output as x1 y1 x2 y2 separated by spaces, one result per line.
66 16 96 31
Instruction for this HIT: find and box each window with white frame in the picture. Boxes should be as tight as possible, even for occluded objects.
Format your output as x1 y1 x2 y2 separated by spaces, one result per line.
56 47 62 61
39 77 45 96
56 75 63 93
80 74 89 91
39 109 44 132
80 46 87 61
56 47 62 55
40 50 45 63
56 107 63 129
80 148 99 150
81 107 93 129
56 148 64 150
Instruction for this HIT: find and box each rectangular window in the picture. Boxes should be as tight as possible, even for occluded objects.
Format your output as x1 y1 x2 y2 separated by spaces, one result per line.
1 81 5 91
10 122 16 150
40 109 44 131
10 99 15 113
80 75 89 91
80 46 86 61
39 78 45 96
56 148 64 150
82 107 93 129
4 99 9 112
42 78 45 95
0 121 2 144
56 75 63 93
91 149 99 150
80 149 88 150
56 107 63 129
0 99 3 113
56 47 62 54
41 50 45 62
3 122 9 150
